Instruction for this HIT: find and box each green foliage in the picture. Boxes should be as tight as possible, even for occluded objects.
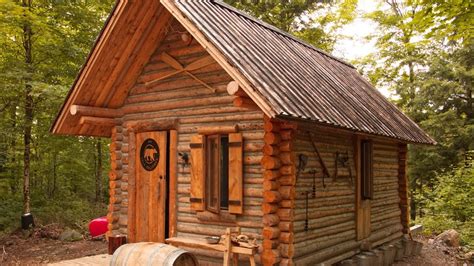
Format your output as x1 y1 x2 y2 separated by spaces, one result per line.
224 0 357 52
0 0 113 234
416 154 474 246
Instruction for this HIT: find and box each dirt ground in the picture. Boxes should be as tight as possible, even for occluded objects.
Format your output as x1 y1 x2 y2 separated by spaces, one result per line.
394 235 470 266
0 228 107 265
0 229 471 265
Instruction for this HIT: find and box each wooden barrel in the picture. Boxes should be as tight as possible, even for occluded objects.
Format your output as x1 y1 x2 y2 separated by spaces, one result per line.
110 242 198 266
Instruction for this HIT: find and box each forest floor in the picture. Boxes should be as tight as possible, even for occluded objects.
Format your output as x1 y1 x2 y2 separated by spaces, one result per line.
0 228 471 265
0 226 107 265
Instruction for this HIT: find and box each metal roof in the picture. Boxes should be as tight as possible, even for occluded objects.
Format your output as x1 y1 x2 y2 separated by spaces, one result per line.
174 0 435 144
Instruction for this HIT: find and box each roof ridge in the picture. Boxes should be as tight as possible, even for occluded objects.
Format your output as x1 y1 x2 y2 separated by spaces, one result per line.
211 0 355 69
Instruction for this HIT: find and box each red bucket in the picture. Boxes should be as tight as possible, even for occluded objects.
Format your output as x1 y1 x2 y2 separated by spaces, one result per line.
89 216 108 238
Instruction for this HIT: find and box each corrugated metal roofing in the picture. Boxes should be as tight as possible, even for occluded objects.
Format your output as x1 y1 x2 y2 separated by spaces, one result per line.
174 0 435 144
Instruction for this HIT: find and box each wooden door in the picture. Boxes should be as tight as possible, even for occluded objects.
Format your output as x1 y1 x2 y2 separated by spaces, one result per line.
135 131 167 242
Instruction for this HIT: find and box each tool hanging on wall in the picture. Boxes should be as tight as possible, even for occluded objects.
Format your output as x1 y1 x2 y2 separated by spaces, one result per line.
335 151 353 186
304 191 309 231
308 132 329 188
297 154 308 180
309 169 317 198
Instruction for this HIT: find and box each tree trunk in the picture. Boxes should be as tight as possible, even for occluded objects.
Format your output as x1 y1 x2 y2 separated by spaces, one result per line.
9 102 18 193
22 0 33 215
95 138 103 203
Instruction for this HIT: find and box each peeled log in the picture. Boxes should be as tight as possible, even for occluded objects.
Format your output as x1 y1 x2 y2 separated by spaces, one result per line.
280 165 294 175
279 175 296 186
261 156 282 170
279 222 293 232
263 226 281 239
264 122 281 133
264 191 282 203
262 203 279 214
264 132 281 145
226 81 247 96
70 104 123 118
263 214 280 226
263 239 279 249
280 152 293 165
279 186 295 200
263 180 280 191
233 97 259 110
280 130 293 141
279 141 292 152
279 232 294 244
263 144 280 156
264 170 281 180
262 249 281 266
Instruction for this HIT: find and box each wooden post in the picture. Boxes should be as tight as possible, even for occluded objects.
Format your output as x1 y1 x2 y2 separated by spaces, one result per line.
398 144 409 234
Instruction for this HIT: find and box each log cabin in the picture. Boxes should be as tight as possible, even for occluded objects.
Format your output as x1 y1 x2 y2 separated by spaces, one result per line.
51 0 435 265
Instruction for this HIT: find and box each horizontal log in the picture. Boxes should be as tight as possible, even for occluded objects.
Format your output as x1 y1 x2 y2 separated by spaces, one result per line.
70 105 124 118
233 96 259 110
264 132 281 145
263 180 280 191
79 116 117 127
261 156 282 170
263 226 281 239
226 81 247 97
197 125 238 135
279 186 295 200
264 122 280 133
264 191 282 203
279 152 292 165
263 144 280 156
279 232 294 244
262 203 279 214
264 170 281 181
279 243 294 258
279 221 293 232
263 239 279 249
263 214 280 226
262 249 281 266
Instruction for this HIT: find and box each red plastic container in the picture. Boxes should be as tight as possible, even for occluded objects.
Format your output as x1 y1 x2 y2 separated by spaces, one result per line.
89 216 108 238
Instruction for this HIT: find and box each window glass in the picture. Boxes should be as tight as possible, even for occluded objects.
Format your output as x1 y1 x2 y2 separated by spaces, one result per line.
361 140 373 200
206 135 220 213
220 136 229 209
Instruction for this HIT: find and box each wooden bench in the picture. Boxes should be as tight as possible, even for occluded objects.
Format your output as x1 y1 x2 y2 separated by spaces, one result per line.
166 228 257 266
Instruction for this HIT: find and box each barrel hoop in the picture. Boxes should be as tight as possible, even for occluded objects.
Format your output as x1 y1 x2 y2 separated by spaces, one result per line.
121 244 142 266
163 249 189 266
146 244 167 266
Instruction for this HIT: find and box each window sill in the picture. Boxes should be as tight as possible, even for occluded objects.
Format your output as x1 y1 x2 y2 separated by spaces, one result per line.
197 210 237 224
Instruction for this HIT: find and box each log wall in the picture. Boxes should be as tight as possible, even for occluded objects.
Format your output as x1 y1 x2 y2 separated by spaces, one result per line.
108 19 265 265
291 125 403 265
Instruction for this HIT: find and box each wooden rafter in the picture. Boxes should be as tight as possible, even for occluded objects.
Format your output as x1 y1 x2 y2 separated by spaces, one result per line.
145 52 216 92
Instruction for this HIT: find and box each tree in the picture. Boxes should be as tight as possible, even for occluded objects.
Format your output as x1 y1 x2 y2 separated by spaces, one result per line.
225 0 357 52
0 0 113 231
357 0 473 220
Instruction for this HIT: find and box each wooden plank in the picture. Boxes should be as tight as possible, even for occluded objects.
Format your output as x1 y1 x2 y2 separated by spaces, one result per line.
169 130 178 238
228 133 243 214
189 135 206 211
127 131 136 242
197 125 238 135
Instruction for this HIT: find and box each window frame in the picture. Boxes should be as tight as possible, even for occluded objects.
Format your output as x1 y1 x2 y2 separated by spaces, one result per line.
205 134 229 214
360 139 374 200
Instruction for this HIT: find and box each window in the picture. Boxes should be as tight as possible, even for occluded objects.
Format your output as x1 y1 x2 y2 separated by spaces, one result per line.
360 140 373 200
205 135 229 213
190 132 243 215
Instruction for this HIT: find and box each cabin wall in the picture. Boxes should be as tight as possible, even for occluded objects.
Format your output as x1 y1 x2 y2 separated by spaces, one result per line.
108 19 265 265
291 125 403 265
